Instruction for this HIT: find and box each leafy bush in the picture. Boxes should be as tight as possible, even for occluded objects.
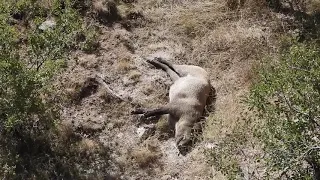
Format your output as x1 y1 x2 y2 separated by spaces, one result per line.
0 9 57 178
0 0 102 178
248 41 320 179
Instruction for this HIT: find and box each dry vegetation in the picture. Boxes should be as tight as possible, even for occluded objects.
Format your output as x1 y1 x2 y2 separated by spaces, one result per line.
2 0 320 179
130 141 162 169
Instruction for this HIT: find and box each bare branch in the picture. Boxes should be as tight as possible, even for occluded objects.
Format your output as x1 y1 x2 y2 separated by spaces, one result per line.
95 73 138 107
279 146 320 178
278 92 320 127
288 65 310 73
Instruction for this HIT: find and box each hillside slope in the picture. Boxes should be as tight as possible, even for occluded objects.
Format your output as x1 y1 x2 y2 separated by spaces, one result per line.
55 0 284 179
3 0 320 179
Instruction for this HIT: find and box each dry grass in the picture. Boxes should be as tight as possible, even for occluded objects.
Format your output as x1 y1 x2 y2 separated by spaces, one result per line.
60 77 99 104
128 70 142 81
55 124 104 154
130 143 162 168
226 0 269 12
117 2 140 18
141 84 154 96
98 90 129 117
139 81 169 107
77 138 102 154
40 0 54 9
171 2 231 38
117 57 133 72
307 0 320 13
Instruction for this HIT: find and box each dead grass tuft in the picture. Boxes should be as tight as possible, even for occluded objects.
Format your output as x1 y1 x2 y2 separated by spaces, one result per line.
307 0 320 14
167 0 275 71
130 144 162 168
128 70 141 81
226 0 245 10
100 96 129 118
172 2 232 39
77 138 102 155
141 84 154 96
49 123 111 178
117 57 133 72
226 0 268 12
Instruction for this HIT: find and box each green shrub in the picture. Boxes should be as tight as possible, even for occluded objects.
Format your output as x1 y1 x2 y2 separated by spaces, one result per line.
0 11 58 178
248 41 320 179
0 0 101 178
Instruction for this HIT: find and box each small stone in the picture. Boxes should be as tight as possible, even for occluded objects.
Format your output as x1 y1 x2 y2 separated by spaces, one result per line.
136 124 155 140
204 142 217 149
117 132 124 138
136 126 146 138
39 19 56 30
107 123 114 129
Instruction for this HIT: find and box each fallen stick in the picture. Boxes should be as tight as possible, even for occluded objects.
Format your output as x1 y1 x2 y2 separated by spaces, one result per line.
95 73 125 100
95 73 140 107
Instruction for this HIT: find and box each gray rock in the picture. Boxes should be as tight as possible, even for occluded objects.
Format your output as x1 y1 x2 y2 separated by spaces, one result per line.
136 126 146 138
136 124 155 140
204 142 217 149
39 19 56 30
